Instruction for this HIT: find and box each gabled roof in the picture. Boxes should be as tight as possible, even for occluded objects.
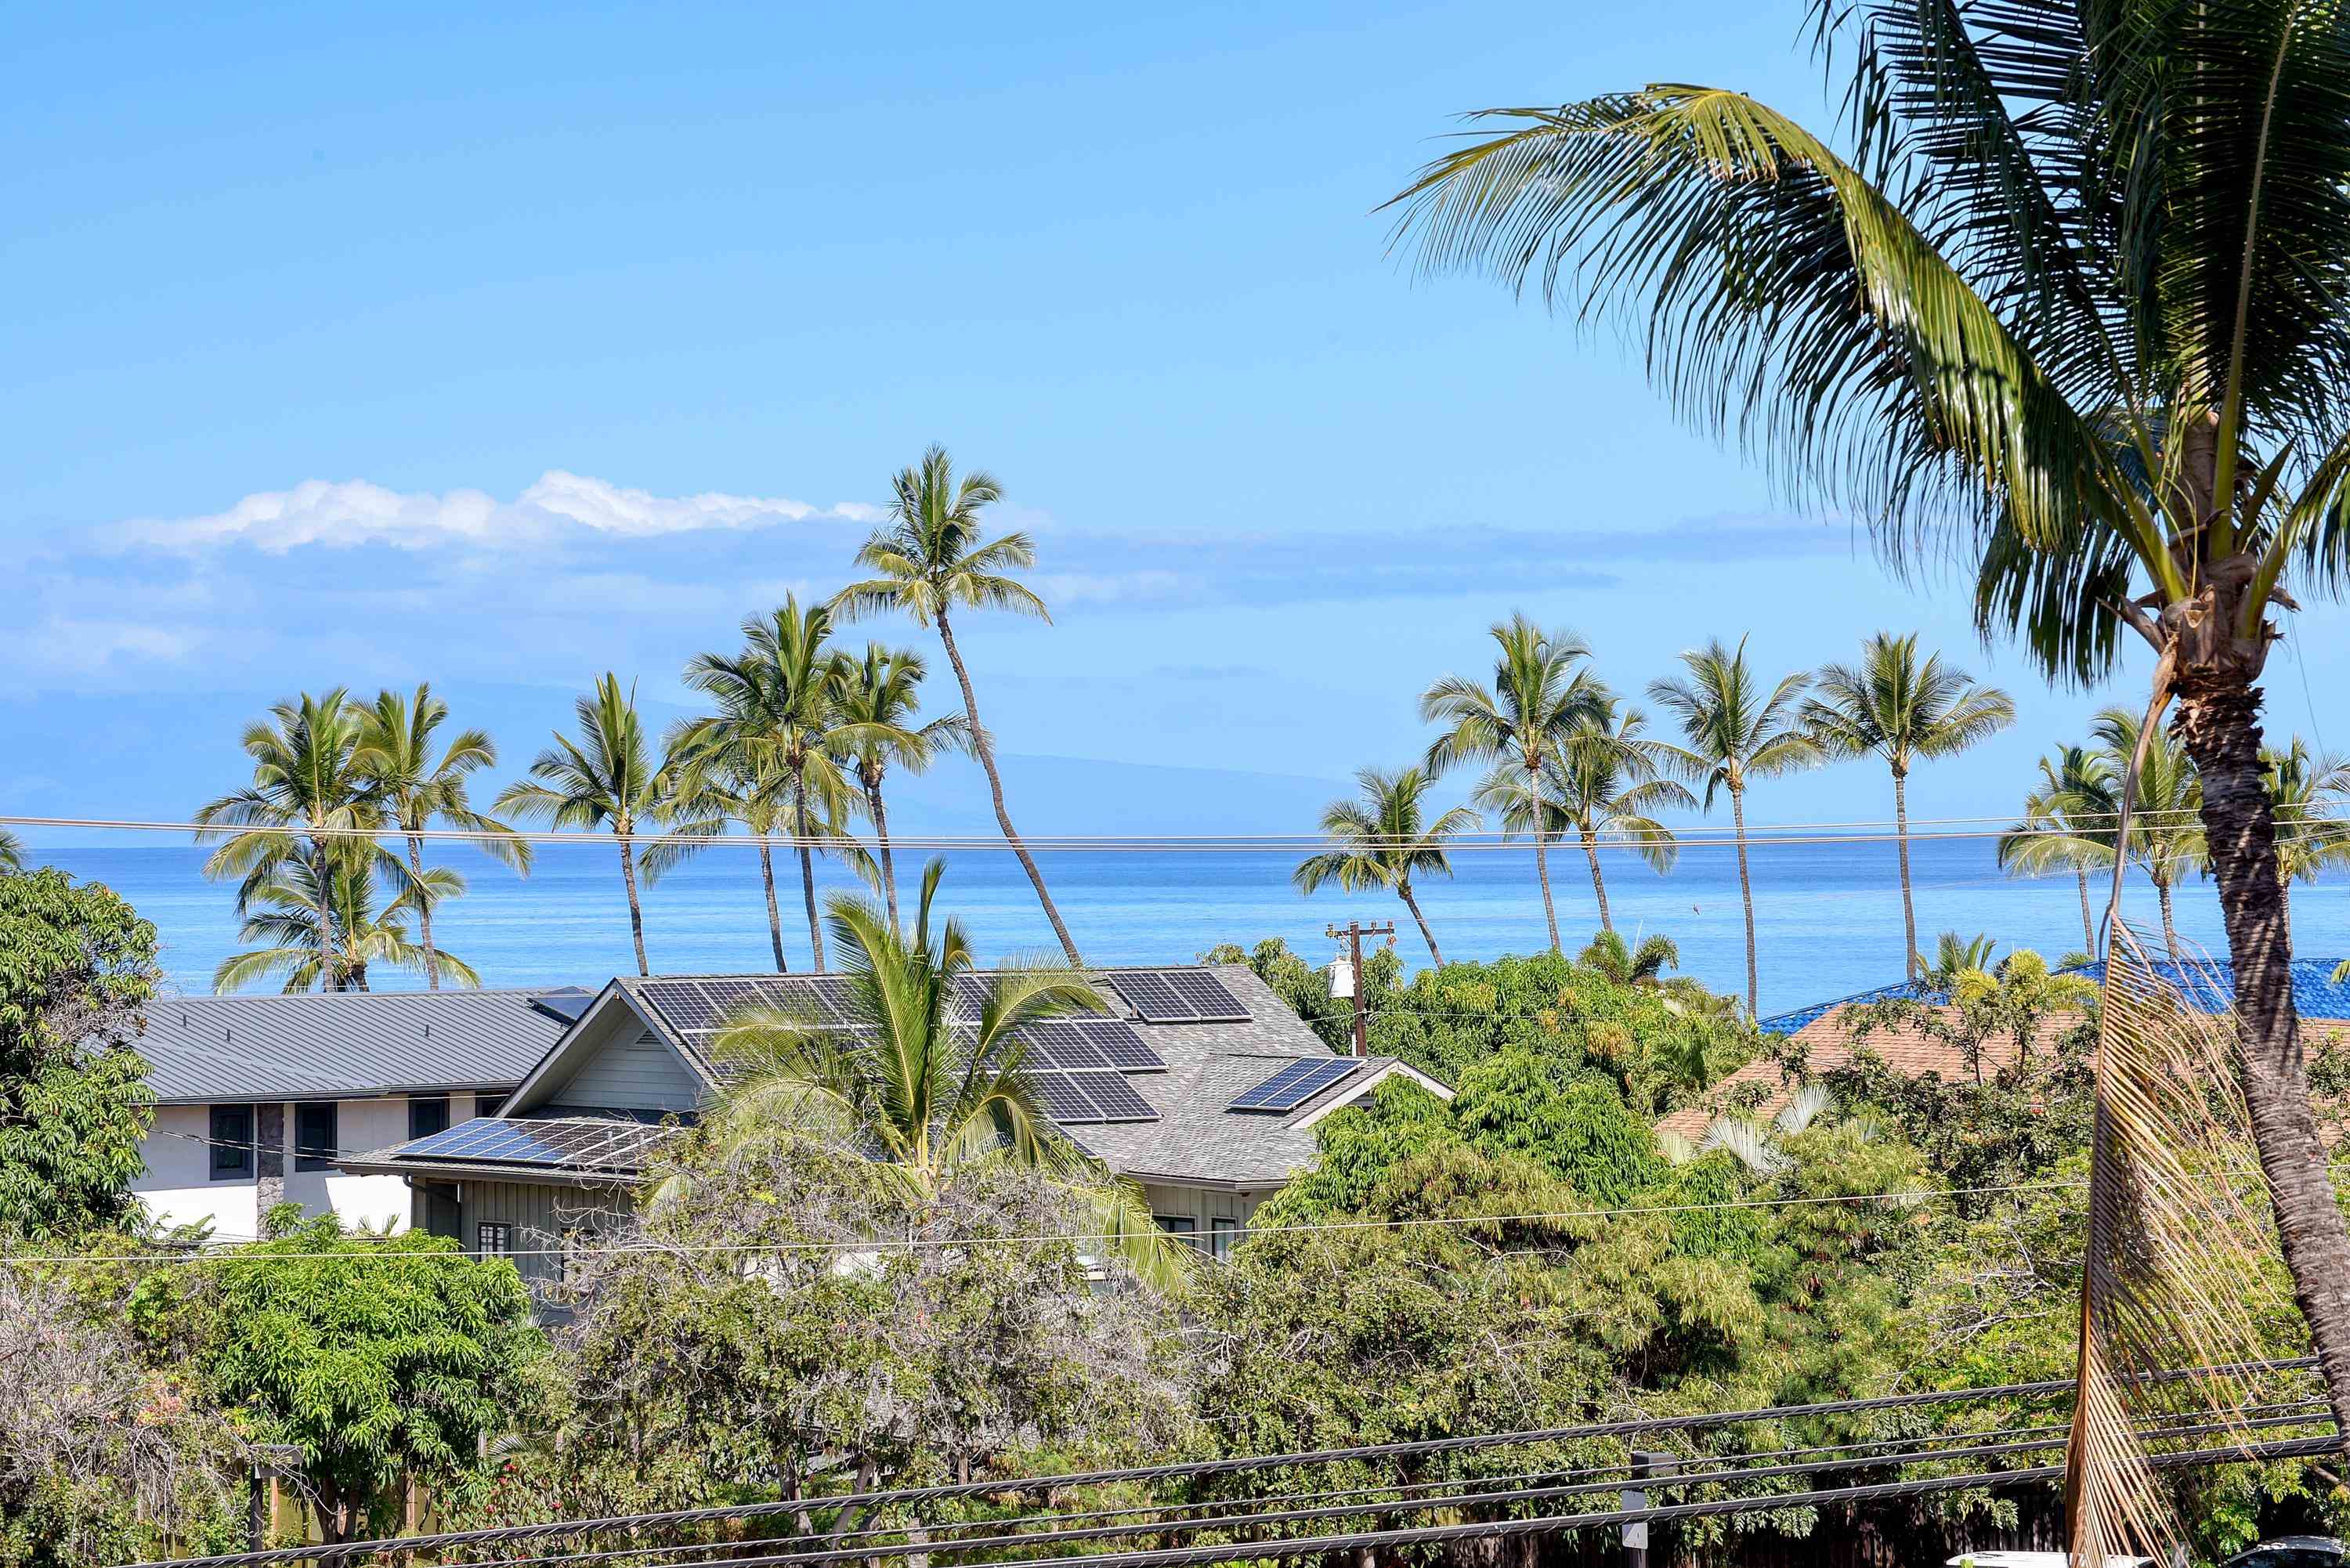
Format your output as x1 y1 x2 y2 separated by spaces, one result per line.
354 964 1450 1191
130 988 588 1104
1760 957 2350 1038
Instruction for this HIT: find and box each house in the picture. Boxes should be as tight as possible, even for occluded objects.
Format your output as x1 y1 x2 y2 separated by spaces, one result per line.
1661 957 2350 1141
129 988 588 1238
338 963 1450 1293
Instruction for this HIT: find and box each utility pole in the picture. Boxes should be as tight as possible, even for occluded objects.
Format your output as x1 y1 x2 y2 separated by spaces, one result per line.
1623 1451 1676 1568
1325 919 1394 1058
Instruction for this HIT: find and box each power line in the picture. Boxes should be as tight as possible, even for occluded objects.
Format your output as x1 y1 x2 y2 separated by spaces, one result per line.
5 1179 2082 1268
123 1357 2319 1568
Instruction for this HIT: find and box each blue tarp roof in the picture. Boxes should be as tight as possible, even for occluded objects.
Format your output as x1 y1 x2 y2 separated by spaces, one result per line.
1759 959 2350 1036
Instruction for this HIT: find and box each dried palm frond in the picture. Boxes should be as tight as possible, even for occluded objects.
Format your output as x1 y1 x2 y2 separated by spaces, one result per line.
2063 920 2283 1567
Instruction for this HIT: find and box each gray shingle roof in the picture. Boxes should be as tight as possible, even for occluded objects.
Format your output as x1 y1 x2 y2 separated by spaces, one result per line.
132 988 580 1104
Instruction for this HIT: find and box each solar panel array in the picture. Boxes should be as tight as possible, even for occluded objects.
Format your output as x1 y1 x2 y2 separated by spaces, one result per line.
1025 1070 1159 1124
1105 969 1252 1023
636 977 855 1036
1014 1017 1165 1071
1230 1057 1361 1113
400 1115 673 1173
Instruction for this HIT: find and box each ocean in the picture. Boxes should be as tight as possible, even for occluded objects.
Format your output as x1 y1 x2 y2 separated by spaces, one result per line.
36 836 2339 1020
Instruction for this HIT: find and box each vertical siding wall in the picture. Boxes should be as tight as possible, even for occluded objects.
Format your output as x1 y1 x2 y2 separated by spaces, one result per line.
458 1178 634 1295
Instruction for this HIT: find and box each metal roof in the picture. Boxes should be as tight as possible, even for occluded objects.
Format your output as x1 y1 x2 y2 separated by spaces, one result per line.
1760 957 2350 1037
132 988 580 1104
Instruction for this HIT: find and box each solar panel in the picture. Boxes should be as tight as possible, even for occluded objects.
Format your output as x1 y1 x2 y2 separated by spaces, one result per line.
1024 1069 1159 1124
698 978 778 1023
1162 970 1250 1021
400 1116 671 1172
1016 1021 1112 1071
1230 1057 1361 1113
638 981 727 1034
1106 970 1191 1021
1075 1017 1166 1071
529 988 594 1024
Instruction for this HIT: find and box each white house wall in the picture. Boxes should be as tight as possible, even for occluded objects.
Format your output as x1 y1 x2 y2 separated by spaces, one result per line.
135 1092 484 1238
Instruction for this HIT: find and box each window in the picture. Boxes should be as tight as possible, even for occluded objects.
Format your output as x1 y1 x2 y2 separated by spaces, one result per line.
1154 1216 1202 1251
476 1093 508 1119
208 1104 253 1180
407 1095 451 1141
294 1102 338 1172
476 1222 512 1256
1210 1216 1238 1263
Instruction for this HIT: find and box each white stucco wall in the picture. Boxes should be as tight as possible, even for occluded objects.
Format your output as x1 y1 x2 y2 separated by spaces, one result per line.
134 1092 483 1238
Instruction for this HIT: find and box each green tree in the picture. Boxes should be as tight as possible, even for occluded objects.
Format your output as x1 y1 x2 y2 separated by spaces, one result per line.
1384 0 2350 1427
1646 638 1820 1015
2260 738 2350 929
0 870 158 1241
1451 1051 1668 1205
832 446 1083 966
1578 927 1679 990
354 683 530 990
138 1209 539 1542
495 674 715 977
1916 930 2001 992
1293 766 1480 967
831 644 967 936
1801 634 2015 979
193 690 393 993
678 598 864 970
1540 697 1690 934
0 829 26 875
2092 706 2206 960
690 862 1186 1288
212 854 479 993
1998 745 2120 956
1419 613 1603 952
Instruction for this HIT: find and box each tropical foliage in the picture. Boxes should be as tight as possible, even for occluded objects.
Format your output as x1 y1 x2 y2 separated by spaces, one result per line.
1293 765 1478 966
212 853 479 993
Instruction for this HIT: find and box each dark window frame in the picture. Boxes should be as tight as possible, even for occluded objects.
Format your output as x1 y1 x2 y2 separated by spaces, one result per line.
1209 1216 1239 1262
476 1092 509 1119
476 1222 512 1257
208 1104 254 1180
407 1095 452 1142
294 1101 338 1172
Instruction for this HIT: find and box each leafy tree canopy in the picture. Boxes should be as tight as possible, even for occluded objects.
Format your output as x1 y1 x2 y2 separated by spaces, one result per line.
0 869 159 1241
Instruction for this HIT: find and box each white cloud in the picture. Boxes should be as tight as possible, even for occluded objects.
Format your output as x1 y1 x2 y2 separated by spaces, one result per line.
111 471 886 555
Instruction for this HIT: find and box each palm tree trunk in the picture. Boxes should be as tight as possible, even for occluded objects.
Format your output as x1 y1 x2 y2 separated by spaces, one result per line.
866 776 901 936
2077 868 2096 956
756 838 788 972
797 788 826 974
1581 827 1612 933
935 609 1082 966
1893 769 1918 981
1397 878 1443 966
308 832 342 991
2173 676 2350 1443
407 833 439 990
1533 835 1560 953
1730 784 1759 1017
616 832 649 977
2155 876 2181 961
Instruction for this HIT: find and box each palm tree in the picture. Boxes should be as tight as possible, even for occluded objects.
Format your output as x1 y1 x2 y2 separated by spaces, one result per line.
1419 614 1603 952
0 829 24 875
1647 638 1820 1016
1801 634 2016 979
1293 765 1480 966
214 854 479 994
2261 739 2350 930
830 643 967 935
832 446 1082 966
1384 2 2350 1435
679 598 861 971
353 684 531 990
675 755 799 973
194 690 395 993
689 862 1187 1289
2092 706 2206 963
495 675 714 977
1998 746 2120 956
1917 930 2001 992
1542 697 1693 933
1578 928 1679 990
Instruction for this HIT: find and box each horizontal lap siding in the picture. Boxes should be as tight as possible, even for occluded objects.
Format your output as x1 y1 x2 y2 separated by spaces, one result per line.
548 1028 702 1113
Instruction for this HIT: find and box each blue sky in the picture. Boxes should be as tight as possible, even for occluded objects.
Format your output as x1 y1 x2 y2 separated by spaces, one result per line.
9 0 2348 841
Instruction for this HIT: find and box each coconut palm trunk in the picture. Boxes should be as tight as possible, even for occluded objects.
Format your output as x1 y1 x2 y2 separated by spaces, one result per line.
1730 784 1759 1016
1532 824 1560 952
1893 770 1918 981
755 838 788 972
794 784 826 972
2077 869 2096 956
2175 684 2350 1431
2153 876 2182 962
1397 877 1443 966
935 609 1081 966
616 831 649 977
403 835 439 989
1580 827 1612 933
864 776 902 934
